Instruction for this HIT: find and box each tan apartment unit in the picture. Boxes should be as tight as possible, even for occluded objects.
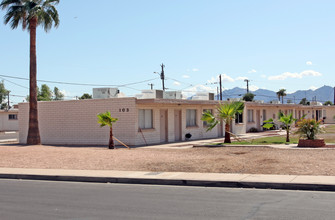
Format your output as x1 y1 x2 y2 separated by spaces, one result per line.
0 109 18 131
18 98 334 146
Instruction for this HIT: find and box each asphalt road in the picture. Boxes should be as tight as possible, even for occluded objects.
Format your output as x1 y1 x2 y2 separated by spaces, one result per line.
0 179 335 220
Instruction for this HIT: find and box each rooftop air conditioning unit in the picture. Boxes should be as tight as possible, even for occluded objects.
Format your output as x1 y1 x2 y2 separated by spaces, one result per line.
137 90 164 99
163 91 182 99
191 92 214 100
93 88 120 99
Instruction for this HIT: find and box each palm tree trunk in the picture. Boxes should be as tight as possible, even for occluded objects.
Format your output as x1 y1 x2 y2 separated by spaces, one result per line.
224 123 231 143
282 96 284 104
286 129 290 142
109 126 115 149
27 17 41 145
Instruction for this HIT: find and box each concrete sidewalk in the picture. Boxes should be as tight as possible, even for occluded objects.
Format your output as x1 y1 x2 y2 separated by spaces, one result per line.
1 168 335 192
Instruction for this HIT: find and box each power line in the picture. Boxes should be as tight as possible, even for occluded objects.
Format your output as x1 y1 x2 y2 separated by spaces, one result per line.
0 76 29 89
0 74 158 87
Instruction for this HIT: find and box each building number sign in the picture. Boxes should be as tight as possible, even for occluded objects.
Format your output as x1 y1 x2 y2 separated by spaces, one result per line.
119 108 130 113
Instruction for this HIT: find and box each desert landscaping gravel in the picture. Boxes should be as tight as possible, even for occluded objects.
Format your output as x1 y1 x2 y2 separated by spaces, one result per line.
0 144 335 176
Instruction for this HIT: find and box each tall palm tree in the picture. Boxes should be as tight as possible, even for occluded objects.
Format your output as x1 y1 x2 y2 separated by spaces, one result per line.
202 101 244 143
1 0 60 145
276 89 287 104
97 111 118 149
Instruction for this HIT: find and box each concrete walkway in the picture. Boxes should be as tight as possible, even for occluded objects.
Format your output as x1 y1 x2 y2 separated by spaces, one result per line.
0 168 335 192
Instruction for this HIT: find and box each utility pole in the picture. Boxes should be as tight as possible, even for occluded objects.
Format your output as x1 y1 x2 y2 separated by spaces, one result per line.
219 74 222 101
160 63 165 91
244 79 250 93
7 91 10 110
148 83 154 90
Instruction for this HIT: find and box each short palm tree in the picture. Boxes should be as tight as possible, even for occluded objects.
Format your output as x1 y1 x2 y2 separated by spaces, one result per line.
276 89 287 104
263 112 298 142
202 101 244 143
1 0 60 145
97 111 118 149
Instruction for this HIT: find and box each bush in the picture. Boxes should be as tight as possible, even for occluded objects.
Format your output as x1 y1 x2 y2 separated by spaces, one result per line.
295 119 323 140
249 127 258 133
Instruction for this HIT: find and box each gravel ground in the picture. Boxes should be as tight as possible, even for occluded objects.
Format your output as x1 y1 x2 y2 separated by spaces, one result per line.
1 144 335 176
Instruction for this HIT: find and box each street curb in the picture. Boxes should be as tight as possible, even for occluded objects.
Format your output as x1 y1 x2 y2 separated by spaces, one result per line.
1 173 335 192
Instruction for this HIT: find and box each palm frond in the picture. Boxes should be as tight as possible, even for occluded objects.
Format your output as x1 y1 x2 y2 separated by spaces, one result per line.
201 111 219 131
97 111 118 128
2 0 59 32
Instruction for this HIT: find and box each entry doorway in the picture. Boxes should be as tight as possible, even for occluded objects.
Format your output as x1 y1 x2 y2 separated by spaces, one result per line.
160 109 168 143
256 110 261 131
174 110 182 141
218 120 223 137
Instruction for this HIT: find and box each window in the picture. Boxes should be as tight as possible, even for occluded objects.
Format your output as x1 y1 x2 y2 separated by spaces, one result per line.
138 109 153 129
186 109 197 127
262 110 266 121
235 113 243 124
247 110 254 122
203 109 212 127
8 114 18 120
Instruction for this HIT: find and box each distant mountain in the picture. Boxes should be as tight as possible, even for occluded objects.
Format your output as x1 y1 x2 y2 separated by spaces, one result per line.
216 85 334 104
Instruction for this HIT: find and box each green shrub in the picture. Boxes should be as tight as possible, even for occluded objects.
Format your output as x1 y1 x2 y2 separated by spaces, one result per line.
295 119 323 140
248 127 258 133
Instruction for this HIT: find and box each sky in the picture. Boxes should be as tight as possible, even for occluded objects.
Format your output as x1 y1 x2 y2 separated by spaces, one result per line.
1 0 335 104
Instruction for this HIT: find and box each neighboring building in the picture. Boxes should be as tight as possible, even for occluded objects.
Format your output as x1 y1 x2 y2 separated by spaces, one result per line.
0 109 19 131
244 102 329 132
18 98 335 146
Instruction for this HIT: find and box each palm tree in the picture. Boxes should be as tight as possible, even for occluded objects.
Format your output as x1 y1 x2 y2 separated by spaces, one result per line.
276 89 287 104
97 111 118 149
202 101 244 143
1 0 60 145
263 112 298 142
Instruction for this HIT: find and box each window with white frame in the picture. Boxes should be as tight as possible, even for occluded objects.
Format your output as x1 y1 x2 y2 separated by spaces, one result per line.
186 109 197 127
247 109 254 122
138 109 153 129
203 109 212 127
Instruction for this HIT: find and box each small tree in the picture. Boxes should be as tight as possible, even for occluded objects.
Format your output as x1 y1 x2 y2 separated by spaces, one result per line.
299 98 310 105
202 101 244 143
0 80 9 109
242 93 255 102
97 111 118 149
38 84 52 101
79 93 92 100
53 87 64 100
263 112 297 142
323 101 333 106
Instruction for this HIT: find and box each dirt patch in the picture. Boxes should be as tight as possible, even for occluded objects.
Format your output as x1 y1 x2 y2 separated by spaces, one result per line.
1 144 335 176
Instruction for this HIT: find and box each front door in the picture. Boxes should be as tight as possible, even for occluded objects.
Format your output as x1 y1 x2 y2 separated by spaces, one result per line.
256 110 261 131
160 109 168 143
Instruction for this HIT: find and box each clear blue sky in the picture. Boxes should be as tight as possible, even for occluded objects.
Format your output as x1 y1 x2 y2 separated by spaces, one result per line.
1 0 335 104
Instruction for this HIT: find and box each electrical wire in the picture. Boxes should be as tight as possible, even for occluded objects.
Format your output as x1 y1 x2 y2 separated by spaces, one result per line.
0 74 158 87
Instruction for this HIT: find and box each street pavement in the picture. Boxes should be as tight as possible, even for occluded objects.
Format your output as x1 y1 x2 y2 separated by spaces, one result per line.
1 167 335 192
1 179 335 220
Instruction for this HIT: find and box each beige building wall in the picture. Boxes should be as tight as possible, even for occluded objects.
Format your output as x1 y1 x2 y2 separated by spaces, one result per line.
323 107 335 124
135 102 220 145
19 98 137 145
19 98 335 146
0 110 18 131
